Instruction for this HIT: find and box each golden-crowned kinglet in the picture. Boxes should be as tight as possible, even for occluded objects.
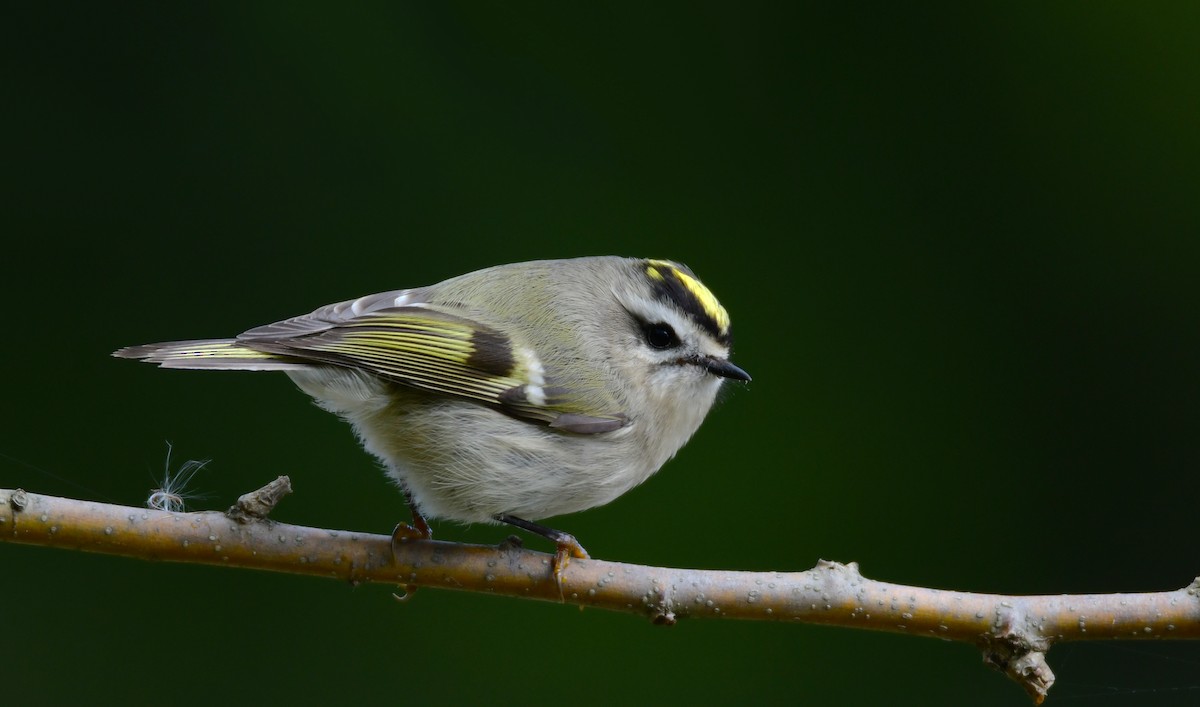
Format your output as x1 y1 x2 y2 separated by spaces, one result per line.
115 256 749 579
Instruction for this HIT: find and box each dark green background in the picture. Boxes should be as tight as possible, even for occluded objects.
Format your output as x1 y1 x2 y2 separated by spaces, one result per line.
4 4 1199 705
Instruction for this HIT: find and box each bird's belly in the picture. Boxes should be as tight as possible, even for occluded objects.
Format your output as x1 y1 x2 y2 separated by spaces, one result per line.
349 394 656 524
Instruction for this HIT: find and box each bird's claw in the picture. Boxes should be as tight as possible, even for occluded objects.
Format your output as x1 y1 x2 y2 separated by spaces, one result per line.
390 508 432 558
552 535 590 599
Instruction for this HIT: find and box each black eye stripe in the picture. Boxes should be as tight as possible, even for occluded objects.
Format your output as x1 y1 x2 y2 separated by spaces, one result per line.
643 322 680 350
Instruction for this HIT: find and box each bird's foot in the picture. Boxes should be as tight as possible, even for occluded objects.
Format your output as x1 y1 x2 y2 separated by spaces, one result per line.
495 514 589 600
552 534 591 597
390 509 432 600
390 508 432 549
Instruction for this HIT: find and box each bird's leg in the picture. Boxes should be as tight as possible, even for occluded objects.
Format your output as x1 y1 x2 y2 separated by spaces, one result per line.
495 514 589 598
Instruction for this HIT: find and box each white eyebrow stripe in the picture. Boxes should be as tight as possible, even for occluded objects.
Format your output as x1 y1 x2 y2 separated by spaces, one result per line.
620 292 692 334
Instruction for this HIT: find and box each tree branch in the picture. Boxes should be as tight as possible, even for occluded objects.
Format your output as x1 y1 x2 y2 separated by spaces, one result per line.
3 481 1198 703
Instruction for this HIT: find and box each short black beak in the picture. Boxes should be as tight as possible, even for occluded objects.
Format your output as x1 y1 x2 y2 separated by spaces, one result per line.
704 358 752 382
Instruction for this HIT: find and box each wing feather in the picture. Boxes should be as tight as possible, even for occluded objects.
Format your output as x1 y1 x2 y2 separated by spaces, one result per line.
118 287 628 433
238 305 625 431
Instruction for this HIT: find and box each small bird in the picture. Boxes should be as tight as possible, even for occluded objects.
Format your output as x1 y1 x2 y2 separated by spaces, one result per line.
114 257 750 582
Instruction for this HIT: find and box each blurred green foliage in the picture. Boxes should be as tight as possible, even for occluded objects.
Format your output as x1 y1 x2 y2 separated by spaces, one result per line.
4 3 1199 705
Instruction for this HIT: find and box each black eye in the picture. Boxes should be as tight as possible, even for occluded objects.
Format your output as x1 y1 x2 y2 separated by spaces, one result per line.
643 322 680 349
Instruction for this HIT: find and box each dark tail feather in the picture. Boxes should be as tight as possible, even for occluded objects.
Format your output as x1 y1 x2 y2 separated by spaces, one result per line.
113 339 309 371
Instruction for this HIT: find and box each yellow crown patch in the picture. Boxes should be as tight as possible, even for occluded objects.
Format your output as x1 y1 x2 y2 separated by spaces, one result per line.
645 259 732 340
